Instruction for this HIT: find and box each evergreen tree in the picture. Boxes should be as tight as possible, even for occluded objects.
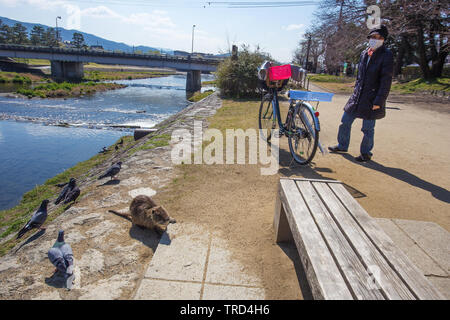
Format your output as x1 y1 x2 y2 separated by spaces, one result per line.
30 25 45 46
72 32 85 48
12 23 29 44
42 27 57 46
0 21 13 44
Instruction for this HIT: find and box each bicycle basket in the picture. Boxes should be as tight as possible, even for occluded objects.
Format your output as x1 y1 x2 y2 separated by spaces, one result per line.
269 64 292 81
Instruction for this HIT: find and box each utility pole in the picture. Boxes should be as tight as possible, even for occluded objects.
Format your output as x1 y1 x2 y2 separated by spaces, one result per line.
305 34 312 71
56 16 61 42
191 24 196 54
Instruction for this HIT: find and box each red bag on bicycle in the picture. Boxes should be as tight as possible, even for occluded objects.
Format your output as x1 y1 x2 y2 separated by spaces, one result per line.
269 64 292 81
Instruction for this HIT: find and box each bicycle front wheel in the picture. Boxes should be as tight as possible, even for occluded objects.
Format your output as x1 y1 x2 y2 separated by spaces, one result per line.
258 94 276 142
288 102 319 165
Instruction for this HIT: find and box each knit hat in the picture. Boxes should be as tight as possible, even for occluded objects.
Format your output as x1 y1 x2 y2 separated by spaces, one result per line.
367 25 388 39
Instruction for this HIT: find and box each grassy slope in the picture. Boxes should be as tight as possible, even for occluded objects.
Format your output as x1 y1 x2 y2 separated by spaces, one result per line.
309 74 450 95
0 71 43 84
187 90 214 102
391 77 450 94
16 81 125 98
83 70 175 81
0 135 136 256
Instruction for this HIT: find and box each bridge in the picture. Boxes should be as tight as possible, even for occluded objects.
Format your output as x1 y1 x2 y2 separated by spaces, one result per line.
0 44 222 92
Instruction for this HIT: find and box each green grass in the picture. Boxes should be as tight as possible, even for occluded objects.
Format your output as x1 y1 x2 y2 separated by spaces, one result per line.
308 74 356 83
188 90 214 102
128 133 171 155
16 81 124 98
14 58 50 66
202 80 217 86
0 135 134 256
391 77 450 94
0 72 36 84
83 70 175 82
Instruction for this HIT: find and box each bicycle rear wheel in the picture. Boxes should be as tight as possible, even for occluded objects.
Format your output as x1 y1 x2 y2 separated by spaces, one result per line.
258 93 276 142
288 102 319 165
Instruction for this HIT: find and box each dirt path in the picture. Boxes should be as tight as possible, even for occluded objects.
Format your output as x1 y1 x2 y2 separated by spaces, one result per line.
155 86 450 300
305 83 449 231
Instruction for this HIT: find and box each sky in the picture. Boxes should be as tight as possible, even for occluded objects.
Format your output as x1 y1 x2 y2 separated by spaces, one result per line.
0 0 320 62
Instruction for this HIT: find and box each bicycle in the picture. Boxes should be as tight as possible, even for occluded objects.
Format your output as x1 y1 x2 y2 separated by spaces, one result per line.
258 63 333 165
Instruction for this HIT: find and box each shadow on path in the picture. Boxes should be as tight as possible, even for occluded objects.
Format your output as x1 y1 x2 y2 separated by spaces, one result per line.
14 229 46 254
129 225 160 251
340 153 450 204
278 242 314 300
97 179 121 187
45 271 67 289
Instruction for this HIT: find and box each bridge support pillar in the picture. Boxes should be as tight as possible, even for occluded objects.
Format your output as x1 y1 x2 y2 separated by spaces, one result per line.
51 61 84 81
186 70 201 92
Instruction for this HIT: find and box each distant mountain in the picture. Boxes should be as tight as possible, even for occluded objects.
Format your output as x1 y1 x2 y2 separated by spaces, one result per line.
0 16 176 54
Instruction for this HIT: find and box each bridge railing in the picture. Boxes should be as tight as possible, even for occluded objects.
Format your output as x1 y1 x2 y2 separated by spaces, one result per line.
0 44 223 65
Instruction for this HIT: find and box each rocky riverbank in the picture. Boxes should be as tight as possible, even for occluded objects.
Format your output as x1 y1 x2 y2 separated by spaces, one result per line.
0 93 222 299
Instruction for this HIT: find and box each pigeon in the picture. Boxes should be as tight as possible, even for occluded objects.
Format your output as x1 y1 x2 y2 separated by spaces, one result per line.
17 199 49 239
63 186 80 204
118 139 123 145
98 161 122 180
115 145 119 151
48 230 75 290
54 178 76 205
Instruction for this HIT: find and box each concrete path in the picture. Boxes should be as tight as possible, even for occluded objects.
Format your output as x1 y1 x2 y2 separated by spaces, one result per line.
134 223 265 300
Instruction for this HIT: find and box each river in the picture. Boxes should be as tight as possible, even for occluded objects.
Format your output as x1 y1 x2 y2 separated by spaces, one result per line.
0 73 215 211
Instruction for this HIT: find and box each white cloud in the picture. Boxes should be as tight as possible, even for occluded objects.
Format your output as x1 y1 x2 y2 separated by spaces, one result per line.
0 0 225 53
81 6 119 19
283 24 304 31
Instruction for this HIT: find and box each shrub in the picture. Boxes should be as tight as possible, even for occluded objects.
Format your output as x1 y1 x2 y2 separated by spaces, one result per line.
216 45 271 98
188 90 214 102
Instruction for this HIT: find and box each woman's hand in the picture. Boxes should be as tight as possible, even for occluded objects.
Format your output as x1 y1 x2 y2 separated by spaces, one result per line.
372 105 381 110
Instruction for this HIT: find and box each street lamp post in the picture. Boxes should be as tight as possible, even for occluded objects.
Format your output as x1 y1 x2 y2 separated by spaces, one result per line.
56 16 61 42
191 24 196 55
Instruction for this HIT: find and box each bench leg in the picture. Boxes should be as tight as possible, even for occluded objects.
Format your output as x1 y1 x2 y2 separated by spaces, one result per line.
274 190 293 243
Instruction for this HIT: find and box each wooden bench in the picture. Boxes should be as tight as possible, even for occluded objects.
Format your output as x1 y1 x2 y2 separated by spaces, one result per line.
274 178 445 300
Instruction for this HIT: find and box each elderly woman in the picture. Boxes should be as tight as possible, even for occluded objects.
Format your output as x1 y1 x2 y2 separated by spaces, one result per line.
329 25 394 162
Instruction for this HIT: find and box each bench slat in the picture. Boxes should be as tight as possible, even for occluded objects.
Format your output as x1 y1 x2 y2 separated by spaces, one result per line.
312 182 415 300
329 183 445 300
279 179 353 300
296 181 385 300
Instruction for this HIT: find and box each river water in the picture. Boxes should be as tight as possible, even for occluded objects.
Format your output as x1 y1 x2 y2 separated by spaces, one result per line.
0 73 215 211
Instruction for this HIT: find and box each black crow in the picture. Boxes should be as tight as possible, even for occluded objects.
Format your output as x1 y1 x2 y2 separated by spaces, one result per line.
54 178 76 205
63 186 80 204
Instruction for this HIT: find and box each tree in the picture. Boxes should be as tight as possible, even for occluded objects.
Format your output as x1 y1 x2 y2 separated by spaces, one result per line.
379 0 449 79
0 19 11 44
42 27 57 46
12 23 29 44
313 0 367 74
216 44 272 98
30 25 45 46
72 32 85 48
300 0 449 79
293 28 327 73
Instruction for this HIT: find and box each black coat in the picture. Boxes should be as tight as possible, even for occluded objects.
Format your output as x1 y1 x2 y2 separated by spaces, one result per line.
344 45 394 120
